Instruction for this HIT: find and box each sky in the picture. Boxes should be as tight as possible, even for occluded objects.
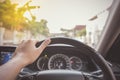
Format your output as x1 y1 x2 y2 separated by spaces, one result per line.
11 0 113 33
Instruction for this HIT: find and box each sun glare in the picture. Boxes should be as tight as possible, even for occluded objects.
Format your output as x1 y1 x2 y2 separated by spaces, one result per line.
23 11 32 21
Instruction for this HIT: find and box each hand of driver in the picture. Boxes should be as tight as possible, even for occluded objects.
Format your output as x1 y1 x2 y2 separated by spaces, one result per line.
12 38 51 66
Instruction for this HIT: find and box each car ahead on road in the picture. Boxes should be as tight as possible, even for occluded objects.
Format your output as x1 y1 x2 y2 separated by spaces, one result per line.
0 0 120 80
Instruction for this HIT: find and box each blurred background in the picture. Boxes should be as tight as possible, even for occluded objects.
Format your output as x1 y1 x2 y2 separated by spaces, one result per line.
0 0 113 48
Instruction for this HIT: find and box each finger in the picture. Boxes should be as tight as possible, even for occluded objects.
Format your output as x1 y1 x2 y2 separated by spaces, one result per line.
32 40 39 48
33 40 39 44
36 38 51 53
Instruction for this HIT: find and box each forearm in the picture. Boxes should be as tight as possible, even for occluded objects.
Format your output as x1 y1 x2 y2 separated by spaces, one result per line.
0 39 51 80
0 57 26 80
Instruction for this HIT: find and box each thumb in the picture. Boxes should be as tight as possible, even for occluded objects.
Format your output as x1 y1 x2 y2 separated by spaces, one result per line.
37 38 51 53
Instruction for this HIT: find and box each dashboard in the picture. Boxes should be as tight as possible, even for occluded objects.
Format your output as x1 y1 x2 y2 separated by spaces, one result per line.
0 51 13 65
0 37 119 80
0 46 98 73
26 46 98 72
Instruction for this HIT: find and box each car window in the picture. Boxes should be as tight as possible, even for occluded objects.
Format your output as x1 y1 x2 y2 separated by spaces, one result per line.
0 0 113 48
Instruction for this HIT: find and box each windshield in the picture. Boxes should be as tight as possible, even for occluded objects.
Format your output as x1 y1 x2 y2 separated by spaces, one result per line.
0 0 113 48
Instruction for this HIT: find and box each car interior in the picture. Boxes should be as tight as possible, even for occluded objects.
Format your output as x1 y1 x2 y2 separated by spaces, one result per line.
0 0 120 80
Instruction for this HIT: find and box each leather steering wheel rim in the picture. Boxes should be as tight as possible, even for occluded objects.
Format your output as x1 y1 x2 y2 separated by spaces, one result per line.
36 37 116 80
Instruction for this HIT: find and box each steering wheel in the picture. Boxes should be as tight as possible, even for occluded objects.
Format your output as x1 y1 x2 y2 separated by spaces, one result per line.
20 37 116 80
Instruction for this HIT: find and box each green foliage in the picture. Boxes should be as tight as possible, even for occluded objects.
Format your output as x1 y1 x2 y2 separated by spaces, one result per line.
28 19 49 36
0 0 28 30
0 0 49 36
0 0 18 29
76 28 86 37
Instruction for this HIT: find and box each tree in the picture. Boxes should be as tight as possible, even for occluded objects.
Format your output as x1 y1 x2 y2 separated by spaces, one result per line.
28 19 49 36
0 0 39 30
0 0 18 30
0 0 49 37
76 28 86 37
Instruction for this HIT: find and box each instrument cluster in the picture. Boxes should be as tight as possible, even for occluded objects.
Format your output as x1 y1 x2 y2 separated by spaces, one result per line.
36 53 83 71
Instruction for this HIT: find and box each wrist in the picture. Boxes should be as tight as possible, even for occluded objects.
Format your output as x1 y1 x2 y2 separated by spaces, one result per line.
12 55 29 67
